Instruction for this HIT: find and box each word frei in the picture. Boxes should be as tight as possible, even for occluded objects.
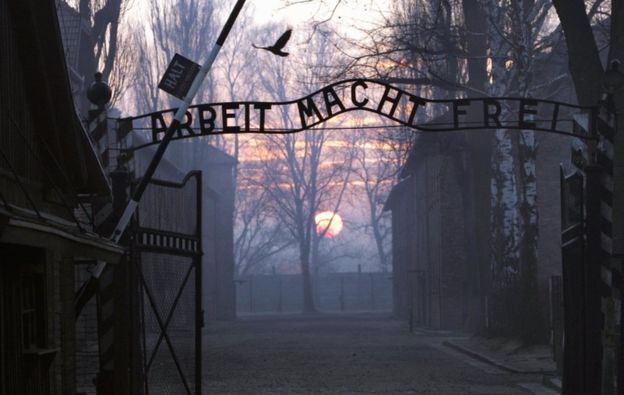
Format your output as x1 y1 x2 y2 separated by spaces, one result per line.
123 79 595 149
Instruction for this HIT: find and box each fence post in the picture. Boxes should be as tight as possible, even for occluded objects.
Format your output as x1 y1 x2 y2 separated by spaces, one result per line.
357 264 362 309
340 277 345 312
550 275 563 375
370 273 375 311
409 277 414 333
249 275 254 313
277 276 283 313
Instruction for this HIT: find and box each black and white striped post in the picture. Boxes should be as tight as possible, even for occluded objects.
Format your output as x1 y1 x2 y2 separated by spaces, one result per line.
601 59 624 393
80 0 247 279
567 110 604 391
594 58 624 391
111 0 247 244
569 99 621 393
76 0 248 301
75 4 247 391
594 106 622 393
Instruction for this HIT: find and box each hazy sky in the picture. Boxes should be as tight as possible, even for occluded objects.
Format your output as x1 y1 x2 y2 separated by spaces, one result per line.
120 0 390 31
122 0 390 38
247 0 389 35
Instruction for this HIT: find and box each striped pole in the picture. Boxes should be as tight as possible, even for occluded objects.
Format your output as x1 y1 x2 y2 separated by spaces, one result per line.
75 2 247 383
571 107 622 392
78 0 247 283
594 108 622 391
110 0 247 244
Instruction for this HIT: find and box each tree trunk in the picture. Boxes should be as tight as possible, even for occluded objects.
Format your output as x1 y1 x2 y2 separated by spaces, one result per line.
300 249 317 313
518 129 542 343
462 0 491 332
552 0 604 106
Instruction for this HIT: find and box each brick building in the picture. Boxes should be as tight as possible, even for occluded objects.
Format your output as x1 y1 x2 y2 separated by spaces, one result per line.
386 118 569 338
0 1 124 393
385 132 479 331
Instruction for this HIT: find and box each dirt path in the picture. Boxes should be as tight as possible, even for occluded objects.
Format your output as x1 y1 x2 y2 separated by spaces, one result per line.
202 313 551 394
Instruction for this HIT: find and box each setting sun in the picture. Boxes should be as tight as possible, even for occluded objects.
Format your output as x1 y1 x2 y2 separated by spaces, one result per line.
314 211 344 238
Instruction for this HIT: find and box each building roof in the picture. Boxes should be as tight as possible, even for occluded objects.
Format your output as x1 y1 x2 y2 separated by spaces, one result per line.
387 109 473 209
397 103 483 179
383 176 411 211
131 134 237 175
7 0 110 196
398 133 444 179
56 1 83 71
200 144 238 166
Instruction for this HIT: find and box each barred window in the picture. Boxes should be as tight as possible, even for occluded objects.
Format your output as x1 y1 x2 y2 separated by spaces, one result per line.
21 273 44 351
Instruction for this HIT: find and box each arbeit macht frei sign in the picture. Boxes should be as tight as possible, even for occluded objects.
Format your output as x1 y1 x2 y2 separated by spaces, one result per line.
122 79 597 151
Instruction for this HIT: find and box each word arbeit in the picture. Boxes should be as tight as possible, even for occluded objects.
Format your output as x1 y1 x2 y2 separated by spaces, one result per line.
126 79 594 147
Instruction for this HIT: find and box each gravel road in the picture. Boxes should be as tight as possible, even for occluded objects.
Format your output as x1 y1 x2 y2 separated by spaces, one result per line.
202 313 554 394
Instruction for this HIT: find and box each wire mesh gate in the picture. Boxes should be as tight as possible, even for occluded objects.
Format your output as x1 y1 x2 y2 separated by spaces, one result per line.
132 171 203 395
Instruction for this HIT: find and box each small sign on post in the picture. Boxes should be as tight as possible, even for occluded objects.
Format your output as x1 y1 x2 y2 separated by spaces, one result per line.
71 2 247 340
158 53 201 100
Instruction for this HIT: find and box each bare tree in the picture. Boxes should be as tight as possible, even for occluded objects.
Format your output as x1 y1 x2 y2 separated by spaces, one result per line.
59 0 132 108
126 0 217 115
214 7 262 162
107 28 135 107
234 177 293 276
350 126 401 272
76 0 127 81
480 0 557 343
337 0 572 341
256 126 354 311
250 27 355 312
552 0 611 107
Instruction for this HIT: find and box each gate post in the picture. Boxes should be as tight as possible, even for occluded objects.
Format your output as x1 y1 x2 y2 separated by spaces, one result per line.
550 275 564 375
340 277 345 311
561 166 585 394
583 163 604 392
195 172 203 395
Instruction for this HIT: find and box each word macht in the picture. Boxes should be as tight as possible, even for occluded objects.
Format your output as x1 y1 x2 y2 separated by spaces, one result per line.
124 79 596 149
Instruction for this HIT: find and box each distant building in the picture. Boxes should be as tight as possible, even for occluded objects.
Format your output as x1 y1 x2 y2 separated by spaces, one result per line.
0 1 124 393
385 132 478 331
128 138 238 321
385 111 568 339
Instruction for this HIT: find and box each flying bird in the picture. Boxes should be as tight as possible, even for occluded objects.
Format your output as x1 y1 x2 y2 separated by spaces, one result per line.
253 29 292 57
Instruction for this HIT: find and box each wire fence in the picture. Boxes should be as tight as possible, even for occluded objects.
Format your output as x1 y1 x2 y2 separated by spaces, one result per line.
236 272 393 314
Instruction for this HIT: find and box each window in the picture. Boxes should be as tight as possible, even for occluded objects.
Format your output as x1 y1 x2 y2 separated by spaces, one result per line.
21 273 44 351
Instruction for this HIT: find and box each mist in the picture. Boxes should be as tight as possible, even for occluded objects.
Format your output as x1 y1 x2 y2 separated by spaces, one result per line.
2 0 622 394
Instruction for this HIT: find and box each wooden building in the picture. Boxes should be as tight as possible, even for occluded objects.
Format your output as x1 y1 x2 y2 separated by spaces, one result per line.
0 1 124 393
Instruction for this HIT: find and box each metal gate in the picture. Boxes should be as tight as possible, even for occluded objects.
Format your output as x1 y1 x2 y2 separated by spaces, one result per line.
560 166 585 392
132 171 203 395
